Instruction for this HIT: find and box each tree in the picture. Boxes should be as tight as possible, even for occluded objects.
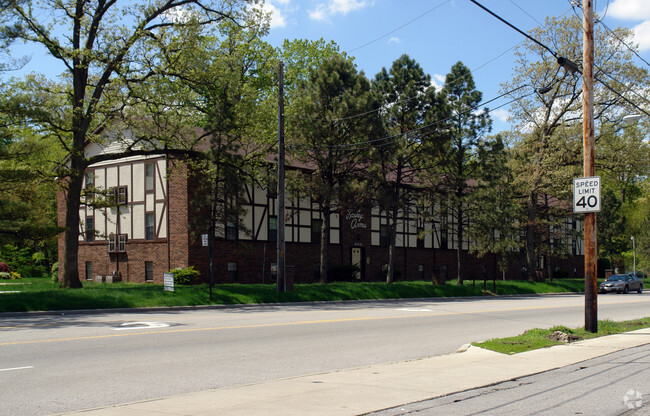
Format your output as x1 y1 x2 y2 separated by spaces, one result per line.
502 15 648 280
0 0 261 288
288 54 380 284
467 134 520 280
436 62 491 285
369 54 447 284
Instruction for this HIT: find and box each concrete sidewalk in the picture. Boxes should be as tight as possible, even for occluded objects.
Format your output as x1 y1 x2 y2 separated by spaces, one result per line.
56 328 650 416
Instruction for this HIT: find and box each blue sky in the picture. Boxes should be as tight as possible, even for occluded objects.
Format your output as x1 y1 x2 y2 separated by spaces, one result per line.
3 1 649 134
261 0 650 133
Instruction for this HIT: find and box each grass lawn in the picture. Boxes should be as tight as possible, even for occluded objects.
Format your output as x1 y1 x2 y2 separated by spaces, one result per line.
473 318 650 354
0 277 592 313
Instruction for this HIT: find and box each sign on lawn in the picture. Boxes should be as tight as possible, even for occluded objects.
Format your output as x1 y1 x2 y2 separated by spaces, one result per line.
573 176 601 213
163 272 175 292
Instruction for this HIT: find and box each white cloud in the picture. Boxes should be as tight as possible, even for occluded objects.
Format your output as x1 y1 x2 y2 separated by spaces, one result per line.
308 0 371 21
308 4 328 21
607 0 650 20
633 20 650 51
430 74 445 92
388 37 400 44
490 108 510 123
260 2 287 28
603 1 650 51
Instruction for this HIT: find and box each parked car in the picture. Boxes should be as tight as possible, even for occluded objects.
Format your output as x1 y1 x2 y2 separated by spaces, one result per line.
599 274 644 294
628 271 647 280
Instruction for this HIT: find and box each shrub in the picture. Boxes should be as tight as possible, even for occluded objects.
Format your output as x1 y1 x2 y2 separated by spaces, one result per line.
329 264 361 282
51 262 59 282
0 262 10 273
168 266 201 285
11 271 22 279
0 272 11 279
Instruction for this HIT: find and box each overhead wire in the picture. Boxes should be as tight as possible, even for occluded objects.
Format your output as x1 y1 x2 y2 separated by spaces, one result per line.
347 0 452 53
298 85 533 151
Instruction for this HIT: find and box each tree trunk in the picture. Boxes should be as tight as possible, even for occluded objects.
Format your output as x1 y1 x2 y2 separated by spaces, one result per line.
386 207 398 284
526 192 537 282
319 205 330 284
61 157 84 289
456 203 463 285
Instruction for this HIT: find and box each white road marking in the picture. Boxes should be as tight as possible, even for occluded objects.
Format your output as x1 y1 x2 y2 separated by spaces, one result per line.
396 308 433 312
112 322 170 331
0 366 34 372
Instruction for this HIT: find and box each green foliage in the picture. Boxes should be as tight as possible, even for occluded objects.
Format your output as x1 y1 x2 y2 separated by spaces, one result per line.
169 266 201 285
0 244 48 277
51 262 59 282
0 271 11 279
287 53 381 283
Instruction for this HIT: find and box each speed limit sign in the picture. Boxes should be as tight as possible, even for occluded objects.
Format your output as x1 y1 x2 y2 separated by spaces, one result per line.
573 176 601 213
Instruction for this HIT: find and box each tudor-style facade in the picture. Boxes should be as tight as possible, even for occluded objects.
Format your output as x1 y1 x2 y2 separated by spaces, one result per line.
59 146 586 284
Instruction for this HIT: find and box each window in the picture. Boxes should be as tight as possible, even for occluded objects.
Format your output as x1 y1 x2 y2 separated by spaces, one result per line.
85 171 94 189
311 219 320 243
226 220 238 241
85 217 94 242
145 261 154 282
145 213 155 240
418 264 425 280
379 224 389 248
111 186 128 205
227 262 238 282
85 261 93 281
268 216 277 243
417 227 425 249
108 234 127 253
145 164 154 192
84 171 95 199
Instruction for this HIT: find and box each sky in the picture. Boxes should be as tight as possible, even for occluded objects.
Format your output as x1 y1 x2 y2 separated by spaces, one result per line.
260 0 650 133
3 0 649 134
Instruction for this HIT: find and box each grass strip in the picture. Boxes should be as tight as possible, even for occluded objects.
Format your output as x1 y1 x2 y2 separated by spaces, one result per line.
472 318 650 354
0 277 594 313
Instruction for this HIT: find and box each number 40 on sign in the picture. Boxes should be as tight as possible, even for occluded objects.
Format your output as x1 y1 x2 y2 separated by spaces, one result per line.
573 176 601 213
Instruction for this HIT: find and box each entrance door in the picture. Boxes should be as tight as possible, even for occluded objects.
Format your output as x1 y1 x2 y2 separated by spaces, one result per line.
351 247 363 280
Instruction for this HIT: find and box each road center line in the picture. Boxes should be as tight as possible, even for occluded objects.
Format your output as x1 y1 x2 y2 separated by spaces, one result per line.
0 366 34 372
1 298 648 347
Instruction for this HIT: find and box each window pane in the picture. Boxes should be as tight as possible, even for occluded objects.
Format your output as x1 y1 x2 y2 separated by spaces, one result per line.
145 164 154 191
145 213 155 240
227 262 237 282
85 261 93 280
145 261 154 281
118 234 127 252
86 217 94 242
311 219 322 244
268 216 277 242
226 221 237 241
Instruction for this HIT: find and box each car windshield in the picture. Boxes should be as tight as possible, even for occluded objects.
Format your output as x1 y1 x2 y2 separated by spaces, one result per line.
607 275 625 281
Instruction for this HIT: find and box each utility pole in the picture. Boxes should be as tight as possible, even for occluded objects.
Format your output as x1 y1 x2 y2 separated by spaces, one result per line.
277 61 286 293
582 0 598 333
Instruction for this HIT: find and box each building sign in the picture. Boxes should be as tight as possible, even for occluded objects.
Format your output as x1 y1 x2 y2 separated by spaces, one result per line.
346 209 367 230
573 176 601 213
202 234 208 247
163 272 175 292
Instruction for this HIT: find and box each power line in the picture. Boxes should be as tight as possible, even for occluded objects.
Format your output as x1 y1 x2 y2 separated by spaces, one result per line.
469 0 558 59
347 0 452 53
297 85 533 151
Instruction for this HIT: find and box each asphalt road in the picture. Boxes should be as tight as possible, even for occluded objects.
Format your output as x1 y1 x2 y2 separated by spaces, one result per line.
368 343 650 416
2 292 650 416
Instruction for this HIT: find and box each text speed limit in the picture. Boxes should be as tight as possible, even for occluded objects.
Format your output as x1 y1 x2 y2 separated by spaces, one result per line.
573 176 601 213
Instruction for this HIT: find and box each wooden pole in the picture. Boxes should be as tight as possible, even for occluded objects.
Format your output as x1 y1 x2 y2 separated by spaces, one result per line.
583 0 598 333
